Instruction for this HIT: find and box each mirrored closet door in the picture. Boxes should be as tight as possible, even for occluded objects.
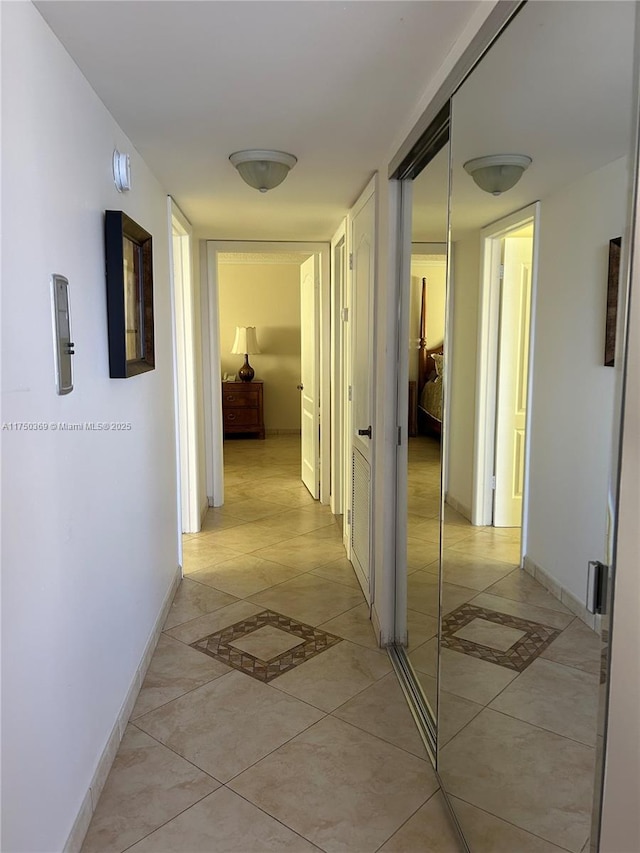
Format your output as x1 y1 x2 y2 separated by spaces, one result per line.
392 2 638 851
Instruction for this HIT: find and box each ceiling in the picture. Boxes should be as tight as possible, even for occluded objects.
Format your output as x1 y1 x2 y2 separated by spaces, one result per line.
35 0 480 241
412 0 636 242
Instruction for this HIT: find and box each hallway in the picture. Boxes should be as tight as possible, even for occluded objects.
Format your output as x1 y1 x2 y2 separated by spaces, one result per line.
80 436 461 852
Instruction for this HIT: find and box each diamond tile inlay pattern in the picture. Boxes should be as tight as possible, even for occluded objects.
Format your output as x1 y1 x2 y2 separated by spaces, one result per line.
442 604 560 672
190 610 343 682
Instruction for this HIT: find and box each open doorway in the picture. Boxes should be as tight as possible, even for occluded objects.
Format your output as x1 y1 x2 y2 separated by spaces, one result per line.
203 241 331 509
473 203 539 559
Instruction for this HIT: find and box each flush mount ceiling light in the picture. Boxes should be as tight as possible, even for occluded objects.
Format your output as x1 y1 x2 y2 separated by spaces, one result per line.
463 154 532 196
229 149 297 193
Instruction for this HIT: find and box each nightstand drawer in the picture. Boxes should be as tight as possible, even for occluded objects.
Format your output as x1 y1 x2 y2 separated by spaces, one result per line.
222 390 259 408
224 408 260 427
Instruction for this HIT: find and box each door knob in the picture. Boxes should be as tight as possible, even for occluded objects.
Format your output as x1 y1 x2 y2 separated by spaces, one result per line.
358 426 372 438
297 384 304 391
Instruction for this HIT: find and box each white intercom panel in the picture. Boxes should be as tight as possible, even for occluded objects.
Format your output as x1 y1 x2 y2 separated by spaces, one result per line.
51 274 74 395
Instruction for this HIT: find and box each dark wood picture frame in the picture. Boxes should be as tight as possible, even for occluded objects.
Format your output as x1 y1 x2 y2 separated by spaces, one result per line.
105 210 155 378
605 236 621 367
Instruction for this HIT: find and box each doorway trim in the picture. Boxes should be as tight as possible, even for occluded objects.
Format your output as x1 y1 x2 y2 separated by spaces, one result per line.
330 219 349 519
472 203 540 558
168 197 202 535
203 240 331 507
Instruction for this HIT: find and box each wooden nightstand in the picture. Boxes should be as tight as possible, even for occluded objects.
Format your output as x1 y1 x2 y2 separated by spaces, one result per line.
221 381 265 439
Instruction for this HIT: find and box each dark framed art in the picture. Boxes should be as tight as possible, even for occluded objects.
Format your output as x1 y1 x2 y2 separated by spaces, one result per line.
605 236 621 367
104 210 155 378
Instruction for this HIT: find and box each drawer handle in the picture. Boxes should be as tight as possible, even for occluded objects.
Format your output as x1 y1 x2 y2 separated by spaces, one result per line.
227 413 236 421
225 394 236 402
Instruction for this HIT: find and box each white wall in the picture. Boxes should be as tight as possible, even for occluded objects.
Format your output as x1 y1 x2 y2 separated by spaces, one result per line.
445 234 481 515
1 5 178 851
218 262 301 432
599 195 640 852
527 157 626 603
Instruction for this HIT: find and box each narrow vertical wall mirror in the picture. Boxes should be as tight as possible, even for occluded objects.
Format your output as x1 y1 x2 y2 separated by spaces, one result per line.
437 2 637 852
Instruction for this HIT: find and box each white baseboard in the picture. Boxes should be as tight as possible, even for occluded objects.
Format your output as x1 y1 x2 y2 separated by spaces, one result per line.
63 565 182 853
444 493 472 522
523 555 597 632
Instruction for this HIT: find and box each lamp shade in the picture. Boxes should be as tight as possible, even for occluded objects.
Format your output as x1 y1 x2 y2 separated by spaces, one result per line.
463 154 532 196
231 326 261 355
229 150 297 193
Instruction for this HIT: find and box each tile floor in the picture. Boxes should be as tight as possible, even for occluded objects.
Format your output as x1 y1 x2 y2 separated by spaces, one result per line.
405 435 604 853
82 434 604 853
82 435 462 853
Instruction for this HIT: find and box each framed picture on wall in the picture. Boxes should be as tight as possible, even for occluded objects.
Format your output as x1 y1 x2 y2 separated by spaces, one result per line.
605 236 621 368
105 210 155 378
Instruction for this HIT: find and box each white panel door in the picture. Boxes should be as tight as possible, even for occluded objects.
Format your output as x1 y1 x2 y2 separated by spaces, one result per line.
494 236 533 527
350 184 375 600
300 255 320 499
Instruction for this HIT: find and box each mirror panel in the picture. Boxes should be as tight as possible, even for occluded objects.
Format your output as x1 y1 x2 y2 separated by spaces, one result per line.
439 2 636 851
404 144 450 718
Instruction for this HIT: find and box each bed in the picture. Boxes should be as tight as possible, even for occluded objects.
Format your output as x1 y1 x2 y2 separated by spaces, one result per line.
417 277 444 437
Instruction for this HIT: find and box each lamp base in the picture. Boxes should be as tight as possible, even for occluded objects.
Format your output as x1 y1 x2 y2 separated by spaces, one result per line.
238 354 254 382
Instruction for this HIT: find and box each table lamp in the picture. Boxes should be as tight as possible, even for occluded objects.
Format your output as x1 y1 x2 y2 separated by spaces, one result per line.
231 326 260 382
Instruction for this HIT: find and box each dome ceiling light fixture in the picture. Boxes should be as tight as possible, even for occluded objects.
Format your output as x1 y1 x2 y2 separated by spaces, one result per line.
463 154 532 196
229 149 298 193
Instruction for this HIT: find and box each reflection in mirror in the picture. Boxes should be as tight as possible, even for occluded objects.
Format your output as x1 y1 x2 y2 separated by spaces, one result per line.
438 3 636 851
405 143 449 716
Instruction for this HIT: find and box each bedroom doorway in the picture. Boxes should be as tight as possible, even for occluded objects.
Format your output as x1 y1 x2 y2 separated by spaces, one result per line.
472 205 539 554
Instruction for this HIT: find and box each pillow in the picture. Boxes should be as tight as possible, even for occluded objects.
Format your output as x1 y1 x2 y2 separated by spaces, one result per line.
432 352 444 378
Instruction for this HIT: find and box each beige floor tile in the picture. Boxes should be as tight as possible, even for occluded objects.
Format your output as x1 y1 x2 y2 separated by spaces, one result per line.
216 497 290 522
378 790 463 852
202 521 297 554
257 507 336 536
485 568 572 614
81 725 218 853
229 624 304 658
448 533 521 565
453 617 526 651
409 636 438 677
252 533 346 571
407 538 442 571
450 797 567 853
540 618 604 675
163 579 238 630
166 600 263 645
320 603 379 649
415 666 438 710
126 787 320 852
408 571 476 617
249 573 363 626
229 716 438 853
199 508 247 532
188 553 305 598
472 592 574 631
131 635 230 719
406 609 439 648
437 687 484 746
248 484 317 507
440 709 595 852
310 557 361 590
437 647 518 705
181 541 244 572
333 672 428 758
440 551 517 591
135 670 324 782
489 658 599 745
273 639 391 711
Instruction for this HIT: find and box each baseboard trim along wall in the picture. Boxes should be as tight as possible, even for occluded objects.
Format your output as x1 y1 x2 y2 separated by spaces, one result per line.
523 555 598 632
63 565 183 853
444 494 472 523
